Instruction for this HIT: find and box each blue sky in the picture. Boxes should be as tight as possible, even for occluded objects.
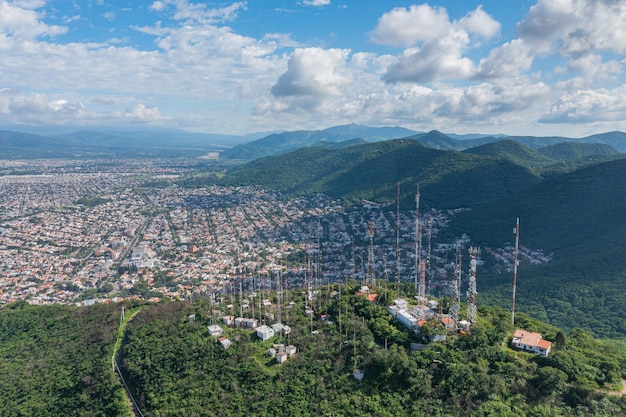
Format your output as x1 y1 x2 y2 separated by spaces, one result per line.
1 0 626 136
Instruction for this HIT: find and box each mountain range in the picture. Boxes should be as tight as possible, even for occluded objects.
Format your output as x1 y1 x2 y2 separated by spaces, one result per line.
3 124 626 161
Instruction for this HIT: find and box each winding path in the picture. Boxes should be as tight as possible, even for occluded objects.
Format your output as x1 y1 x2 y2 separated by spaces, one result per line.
112 308 144 417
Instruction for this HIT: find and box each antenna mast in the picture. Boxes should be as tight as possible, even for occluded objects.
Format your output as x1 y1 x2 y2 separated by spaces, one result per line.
512 218 520 326
396 181 401 296
450 247 462 325
467 246 479 325
366 221 376 288
414 184 420 292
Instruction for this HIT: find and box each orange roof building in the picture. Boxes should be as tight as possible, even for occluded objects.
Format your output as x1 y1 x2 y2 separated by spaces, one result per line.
511 329 552 357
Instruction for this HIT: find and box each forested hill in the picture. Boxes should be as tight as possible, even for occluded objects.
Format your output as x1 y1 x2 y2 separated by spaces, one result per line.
220 139 543 209
450 158 626 337
3 289 626 416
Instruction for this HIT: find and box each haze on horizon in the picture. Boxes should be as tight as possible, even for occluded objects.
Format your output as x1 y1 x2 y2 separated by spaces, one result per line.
1 0 626 138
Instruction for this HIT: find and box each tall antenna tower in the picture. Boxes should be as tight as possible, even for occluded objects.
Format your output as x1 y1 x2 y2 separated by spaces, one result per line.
450 248 462 325
427 218 433 293
317 218 322 289
396 182 401 295
418 221 426 302
276 270 282 324
511 218 520 326
414 184 420 292
366 221 376 288
467 246 479 325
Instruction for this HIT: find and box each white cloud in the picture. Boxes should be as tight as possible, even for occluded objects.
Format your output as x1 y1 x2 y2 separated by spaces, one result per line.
475 39 534 79
434 80 550 121
0 1 67 40
371 4 450 47
149 0 248 24
377 5 500 83
458 6 501 40
118 104 164 122
271 48 351 98
540 87 626 124
303 0 330 6
383 31 475 83
518 0 626 56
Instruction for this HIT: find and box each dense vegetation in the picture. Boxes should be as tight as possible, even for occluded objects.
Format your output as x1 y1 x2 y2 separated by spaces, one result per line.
0 302 131 417
118 287 626 416
220 139 542 209
450 158 626 338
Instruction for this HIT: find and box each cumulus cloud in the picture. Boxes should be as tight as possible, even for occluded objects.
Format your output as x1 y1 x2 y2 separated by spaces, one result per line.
518 0 626 56
458 6 501 40
271 48 350 98
0 1 67 39
371 4 451 47
475 39 534 79
383 32 475 83
434 80 550 120
540 88 626 123
376 5 499 83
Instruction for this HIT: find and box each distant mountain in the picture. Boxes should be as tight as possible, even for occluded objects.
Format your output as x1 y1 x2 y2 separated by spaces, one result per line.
0 127 254 159
464 139 560 172
220 124 418 160
578 131 626 152
446 132 507 140
407 130 465 150
0 130 74 158
57 128 248 148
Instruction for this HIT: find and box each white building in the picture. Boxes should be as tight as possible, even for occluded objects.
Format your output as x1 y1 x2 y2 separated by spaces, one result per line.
511 329 552 357
256 325 275 341
207 325 223 337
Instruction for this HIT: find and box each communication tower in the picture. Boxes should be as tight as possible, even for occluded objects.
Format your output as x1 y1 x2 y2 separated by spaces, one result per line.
396 182 401 296
450 248 462 325
467 246 479 325
366 221 376 288
511 218 520 326
414 184 421 292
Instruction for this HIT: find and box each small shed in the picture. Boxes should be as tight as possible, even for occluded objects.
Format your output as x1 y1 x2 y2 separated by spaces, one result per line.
218 337 232 350
276 352 288 364
256 325 275 341
207 325 223 337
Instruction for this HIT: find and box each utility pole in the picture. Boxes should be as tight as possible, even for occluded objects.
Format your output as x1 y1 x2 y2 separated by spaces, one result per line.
512 218 520 326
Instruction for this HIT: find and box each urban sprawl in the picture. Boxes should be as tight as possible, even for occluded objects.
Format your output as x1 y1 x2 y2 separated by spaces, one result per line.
0 158 551 306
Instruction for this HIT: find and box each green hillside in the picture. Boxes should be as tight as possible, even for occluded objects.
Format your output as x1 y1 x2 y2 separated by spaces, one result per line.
221 139 542 209
463 139 555 172
3 288 626 416
0 302 131 416
450 158 626 337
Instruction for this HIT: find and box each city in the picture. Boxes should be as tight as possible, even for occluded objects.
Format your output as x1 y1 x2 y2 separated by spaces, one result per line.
0 158 551 306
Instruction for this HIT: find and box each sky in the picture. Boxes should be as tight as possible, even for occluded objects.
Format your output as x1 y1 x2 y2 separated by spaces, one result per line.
1 0 626 137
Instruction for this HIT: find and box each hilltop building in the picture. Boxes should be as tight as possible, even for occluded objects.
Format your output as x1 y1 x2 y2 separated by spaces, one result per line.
511 329 552 357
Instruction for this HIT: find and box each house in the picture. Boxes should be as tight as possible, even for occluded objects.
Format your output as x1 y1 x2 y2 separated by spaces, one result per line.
511 329 552 357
